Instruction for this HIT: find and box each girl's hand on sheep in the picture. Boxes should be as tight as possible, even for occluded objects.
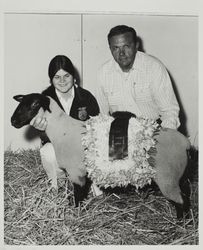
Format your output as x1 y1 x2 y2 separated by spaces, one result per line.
30 107 47 131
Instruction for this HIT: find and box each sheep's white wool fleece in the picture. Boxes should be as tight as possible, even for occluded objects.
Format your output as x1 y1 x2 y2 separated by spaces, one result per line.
82 114 160 189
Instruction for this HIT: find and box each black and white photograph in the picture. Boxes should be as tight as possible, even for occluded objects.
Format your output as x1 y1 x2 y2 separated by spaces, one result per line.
1 0 200 247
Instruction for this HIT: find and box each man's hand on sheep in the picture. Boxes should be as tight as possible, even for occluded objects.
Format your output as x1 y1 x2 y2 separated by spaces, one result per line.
30 107 48 131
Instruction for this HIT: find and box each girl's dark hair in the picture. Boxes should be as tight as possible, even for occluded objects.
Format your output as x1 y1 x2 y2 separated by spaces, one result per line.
107 25 137 44
48 55 75 81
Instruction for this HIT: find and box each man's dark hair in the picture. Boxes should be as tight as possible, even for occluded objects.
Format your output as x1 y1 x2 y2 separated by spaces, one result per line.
107 25 137 44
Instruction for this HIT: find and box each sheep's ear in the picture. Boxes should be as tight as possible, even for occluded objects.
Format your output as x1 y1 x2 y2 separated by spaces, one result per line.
13 95 24 102
42 95 51 113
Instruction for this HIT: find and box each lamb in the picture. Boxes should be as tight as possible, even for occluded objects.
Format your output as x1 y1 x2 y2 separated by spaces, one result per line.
11 93 191 218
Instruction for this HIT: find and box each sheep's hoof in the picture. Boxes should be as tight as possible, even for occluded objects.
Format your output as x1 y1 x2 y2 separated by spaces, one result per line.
175 203 184 219
172 201 190 220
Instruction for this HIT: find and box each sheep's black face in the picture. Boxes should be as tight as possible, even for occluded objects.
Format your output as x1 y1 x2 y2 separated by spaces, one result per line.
11 93 50 128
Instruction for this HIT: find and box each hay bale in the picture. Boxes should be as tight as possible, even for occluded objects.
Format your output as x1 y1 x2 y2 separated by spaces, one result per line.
4 149 198 245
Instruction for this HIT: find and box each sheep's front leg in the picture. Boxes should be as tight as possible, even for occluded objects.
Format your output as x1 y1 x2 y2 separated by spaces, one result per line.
40 142 64 191
73 175 92 207
73 183 86 207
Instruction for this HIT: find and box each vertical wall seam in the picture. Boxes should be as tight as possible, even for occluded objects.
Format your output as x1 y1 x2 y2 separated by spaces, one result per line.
81 14 83 87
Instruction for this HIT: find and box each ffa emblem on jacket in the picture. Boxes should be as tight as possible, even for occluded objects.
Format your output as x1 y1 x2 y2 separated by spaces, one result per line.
78 107 88 121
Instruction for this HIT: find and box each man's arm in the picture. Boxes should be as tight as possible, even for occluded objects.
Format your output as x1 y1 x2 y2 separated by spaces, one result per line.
96 69 110 115
152 63 180 129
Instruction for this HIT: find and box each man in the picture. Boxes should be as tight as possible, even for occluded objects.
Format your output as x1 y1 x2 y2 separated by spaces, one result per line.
96 25 180 129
